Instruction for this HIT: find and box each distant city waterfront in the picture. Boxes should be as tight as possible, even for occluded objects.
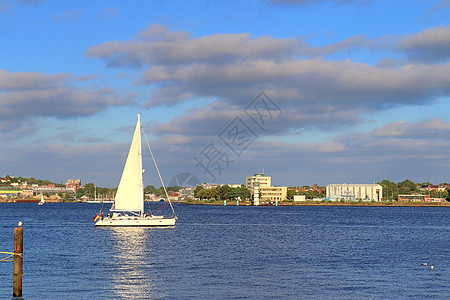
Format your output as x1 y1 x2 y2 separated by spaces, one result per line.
188 199 450 207
1 174 449 206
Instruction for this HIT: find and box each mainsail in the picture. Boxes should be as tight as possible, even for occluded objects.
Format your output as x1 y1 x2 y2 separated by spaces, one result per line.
112 115 144 213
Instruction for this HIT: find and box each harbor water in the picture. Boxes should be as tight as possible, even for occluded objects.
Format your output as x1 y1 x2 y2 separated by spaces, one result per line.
0 203 448 299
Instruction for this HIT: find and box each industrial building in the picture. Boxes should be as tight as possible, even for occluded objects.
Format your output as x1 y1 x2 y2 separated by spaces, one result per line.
326 183 382 201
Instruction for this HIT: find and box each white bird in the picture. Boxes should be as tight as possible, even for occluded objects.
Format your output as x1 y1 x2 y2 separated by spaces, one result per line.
421 262 428 266
430 266 434 269
17 221 23 227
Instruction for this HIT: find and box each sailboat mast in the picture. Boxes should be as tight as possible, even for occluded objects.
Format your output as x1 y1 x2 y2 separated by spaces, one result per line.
138 114 145 215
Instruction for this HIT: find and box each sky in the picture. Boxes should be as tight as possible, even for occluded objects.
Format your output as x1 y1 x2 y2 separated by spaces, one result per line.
1 0 450 188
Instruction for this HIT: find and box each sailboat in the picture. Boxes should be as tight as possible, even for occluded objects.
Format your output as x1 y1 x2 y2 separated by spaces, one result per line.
38 192 45 206
95 114 177 227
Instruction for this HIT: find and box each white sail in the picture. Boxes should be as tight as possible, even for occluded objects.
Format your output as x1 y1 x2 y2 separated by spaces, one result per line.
95 114 177 227
112 115 144 213
38 192 45 205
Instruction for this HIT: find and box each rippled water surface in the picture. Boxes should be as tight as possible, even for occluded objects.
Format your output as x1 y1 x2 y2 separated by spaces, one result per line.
0 203 449 299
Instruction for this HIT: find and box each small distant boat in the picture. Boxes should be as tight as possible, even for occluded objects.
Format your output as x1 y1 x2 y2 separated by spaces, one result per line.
38 193 45 206
94 114 177 227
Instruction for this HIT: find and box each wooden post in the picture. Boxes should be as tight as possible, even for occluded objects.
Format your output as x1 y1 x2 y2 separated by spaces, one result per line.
13 227 23 299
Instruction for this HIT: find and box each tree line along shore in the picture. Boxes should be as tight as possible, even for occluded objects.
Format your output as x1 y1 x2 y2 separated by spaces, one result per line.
187 199 450 207
1 175 450 206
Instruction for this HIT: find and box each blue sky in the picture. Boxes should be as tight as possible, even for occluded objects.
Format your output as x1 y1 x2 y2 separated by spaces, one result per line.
1 0 450 188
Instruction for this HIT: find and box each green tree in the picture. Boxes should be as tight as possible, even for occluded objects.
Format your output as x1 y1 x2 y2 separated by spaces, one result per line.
379 179 398 201
430 190 439 198
204 188 218 199
287 189 296 200
167 186 182 192
398 179 417 194
84 183 96 198
76 187 85 199
144 185 157 194
217 185 232 200
62 193 71 202
227 186 246 200
236 186 250 200
194 186 205 199
97 187 110 198
196 188 205 200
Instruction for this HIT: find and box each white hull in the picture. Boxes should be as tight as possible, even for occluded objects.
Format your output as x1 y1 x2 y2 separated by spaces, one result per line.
93 115 178 227
95 215 176 227
38 193 45 205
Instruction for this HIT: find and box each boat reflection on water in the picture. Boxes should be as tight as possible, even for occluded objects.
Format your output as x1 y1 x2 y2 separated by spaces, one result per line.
107 227 157 299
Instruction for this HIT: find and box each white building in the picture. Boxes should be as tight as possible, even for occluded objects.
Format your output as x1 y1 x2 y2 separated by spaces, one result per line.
200 183 222 189
228 184 243 188
293 195 306 201
246 173 287 205
326 184 382 201
246 173 271 190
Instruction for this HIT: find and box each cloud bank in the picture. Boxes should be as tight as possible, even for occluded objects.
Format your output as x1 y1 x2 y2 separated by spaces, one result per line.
85 24 450 137
0 70 133 132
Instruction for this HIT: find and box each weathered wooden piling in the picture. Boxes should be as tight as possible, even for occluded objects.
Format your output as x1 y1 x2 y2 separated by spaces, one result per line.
13 227 23 299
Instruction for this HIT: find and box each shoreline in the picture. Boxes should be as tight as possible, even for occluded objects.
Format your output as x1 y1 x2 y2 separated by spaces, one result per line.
1 199 449 207
184 200 450 207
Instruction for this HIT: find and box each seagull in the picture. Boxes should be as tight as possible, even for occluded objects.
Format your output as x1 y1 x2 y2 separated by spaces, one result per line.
421 262 428 266
430 266 434 270
17 221 23 227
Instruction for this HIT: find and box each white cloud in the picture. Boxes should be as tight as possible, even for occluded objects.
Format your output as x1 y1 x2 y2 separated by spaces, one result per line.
85 24 301 67
86 26 450 130
428 0 450 12
51 10 82 23
372 118 450 138
0 70 134 132
139 59 450 137
317 141 347 152
269 0 375 5
0 2 13 13
20 0 42 4
0 70 68 90
81 24 450 185
397 25 450 63
98 6 119 19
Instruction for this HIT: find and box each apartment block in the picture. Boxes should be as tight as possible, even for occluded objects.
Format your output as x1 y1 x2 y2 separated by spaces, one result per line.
66 179 82 192
259 186 287 202
246 173 271 190
246 173 286 205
